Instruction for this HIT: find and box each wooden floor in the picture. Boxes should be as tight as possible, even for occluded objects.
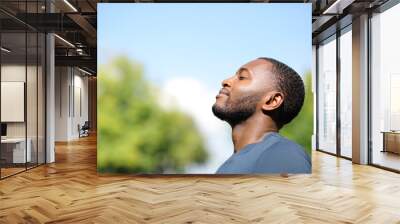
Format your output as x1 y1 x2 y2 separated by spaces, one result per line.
1 135 400 223
0 167 26 178
1 163 45 178
372 151 400 171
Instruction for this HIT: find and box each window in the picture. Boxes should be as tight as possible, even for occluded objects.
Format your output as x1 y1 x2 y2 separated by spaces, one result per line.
317 36 337 154
339 28 352 158
371 2 400 171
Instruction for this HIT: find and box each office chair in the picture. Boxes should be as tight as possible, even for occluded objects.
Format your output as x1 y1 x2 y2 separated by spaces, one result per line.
79 121 90 138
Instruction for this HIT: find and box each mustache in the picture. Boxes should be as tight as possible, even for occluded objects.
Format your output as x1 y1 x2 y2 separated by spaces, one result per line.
218 88 230 96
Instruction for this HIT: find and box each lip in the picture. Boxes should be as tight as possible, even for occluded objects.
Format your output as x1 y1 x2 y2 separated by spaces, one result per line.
216 89 229 99
218 88 230 96
216 93 227 99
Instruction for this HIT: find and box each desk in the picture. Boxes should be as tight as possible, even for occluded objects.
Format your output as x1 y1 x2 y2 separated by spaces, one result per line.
1 138 31 163
381 131 400 154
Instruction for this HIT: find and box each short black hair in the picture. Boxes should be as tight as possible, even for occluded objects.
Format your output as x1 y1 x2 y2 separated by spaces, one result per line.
258 57 305 128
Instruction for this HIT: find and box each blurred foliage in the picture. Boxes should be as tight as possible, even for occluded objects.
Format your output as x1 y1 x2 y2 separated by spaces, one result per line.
98 57 208 174
280 72 313 155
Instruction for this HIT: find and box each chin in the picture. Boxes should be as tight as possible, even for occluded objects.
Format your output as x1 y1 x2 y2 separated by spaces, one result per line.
213 100 226 109
212 102 220 111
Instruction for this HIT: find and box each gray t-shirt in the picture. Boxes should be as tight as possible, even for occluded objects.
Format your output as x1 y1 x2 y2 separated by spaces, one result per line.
216 132 311 174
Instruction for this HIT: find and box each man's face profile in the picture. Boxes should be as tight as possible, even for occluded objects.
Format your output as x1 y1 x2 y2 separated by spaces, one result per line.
212 59 278 126
212 58 310 174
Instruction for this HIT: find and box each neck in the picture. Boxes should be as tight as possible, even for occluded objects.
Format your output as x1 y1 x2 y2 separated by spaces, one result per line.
231 114 278 153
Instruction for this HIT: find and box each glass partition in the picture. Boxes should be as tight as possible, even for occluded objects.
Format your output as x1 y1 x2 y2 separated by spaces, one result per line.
1 30 28 177
26 0 44 169
38 32 45 165
27 30 38 169
317 35 337 154
0 1 46 179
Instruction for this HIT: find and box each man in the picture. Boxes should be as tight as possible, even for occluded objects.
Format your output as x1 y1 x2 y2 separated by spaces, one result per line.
212 57 311 174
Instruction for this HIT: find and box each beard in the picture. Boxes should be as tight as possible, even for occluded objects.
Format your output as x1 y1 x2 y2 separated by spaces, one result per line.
212 93 262 126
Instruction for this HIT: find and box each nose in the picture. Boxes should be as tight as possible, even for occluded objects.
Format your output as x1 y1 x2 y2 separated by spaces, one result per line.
221 76 233 88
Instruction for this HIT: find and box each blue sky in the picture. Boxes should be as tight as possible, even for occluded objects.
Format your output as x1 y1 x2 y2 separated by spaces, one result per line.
98 3 311 86
98 3 311 173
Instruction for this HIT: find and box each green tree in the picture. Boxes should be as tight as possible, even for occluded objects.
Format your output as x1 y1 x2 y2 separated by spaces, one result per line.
280 72 313 155
98 57 208 173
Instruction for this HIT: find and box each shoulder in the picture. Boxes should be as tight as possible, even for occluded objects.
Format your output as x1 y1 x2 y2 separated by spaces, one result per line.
276 135 310 159
253 133 311 174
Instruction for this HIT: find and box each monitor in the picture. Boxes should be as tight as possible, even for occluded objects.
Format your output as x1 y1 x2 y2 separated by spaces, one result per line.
1 123 7 137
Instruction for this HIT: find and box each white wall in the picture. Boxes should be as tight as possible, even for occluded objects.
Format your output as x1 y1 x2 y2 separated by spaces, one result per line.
1 64 46 164
55 67 89 141
1 65 38 138
72 72 89 138
55 66 69 141
1 65 26 134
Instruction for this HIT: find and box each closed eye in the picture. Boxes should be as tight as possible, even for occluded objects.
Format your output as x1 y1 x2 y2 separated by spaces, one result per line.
236 68 250 80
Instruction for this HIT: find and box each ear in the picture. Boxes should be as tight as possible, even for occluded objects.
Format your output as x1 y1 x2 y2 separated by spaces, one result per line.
261 91 284 111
